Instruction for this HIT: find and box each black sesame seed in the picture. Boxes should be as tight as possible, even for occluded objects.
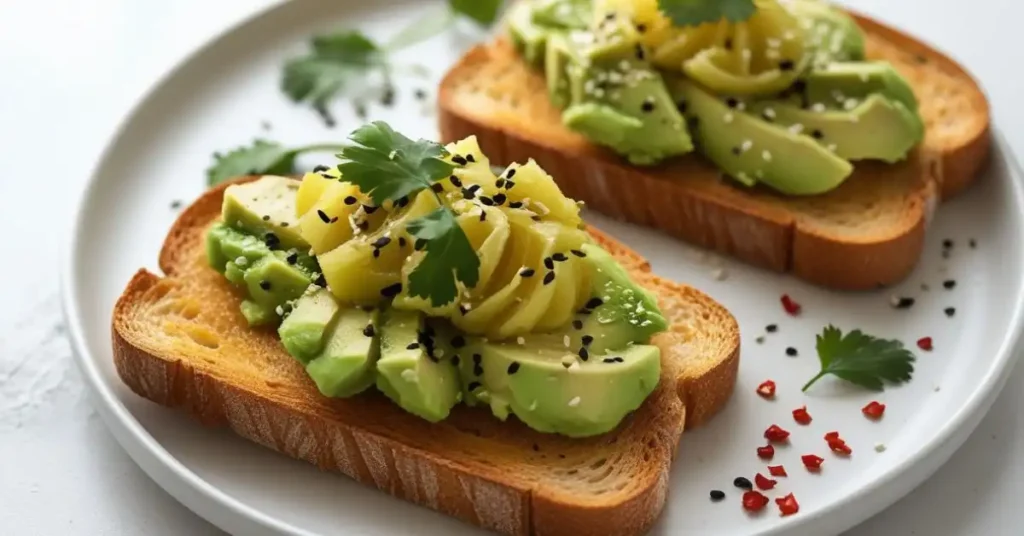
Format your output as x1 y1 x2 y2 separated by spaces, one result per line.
506 168 517 179
520 268 535 277
544 257 554 270
264 232 280 248
468 381 481 391
942 239 954 249
495 178 506 189
170 200 182 210
396 196 409 208
779 60 795 71
635 43 645 61
943 279 956 289
479 210 487 222
756 336 766 344
262 215 271 221
414 239 428 251
431 182 444 193
577 308 591 315
543 272 556 285
582 335 594 346
407 342 420 350
603 357 617 364
362 324 375 337
452 155 468 166
357 221 369 231
451 335 466 348
380 283 403 298
585 297 604 309
449 175 463 188
726 97 739 109
259 280 271 291
365 204 380 214
414 88 427 100
785 347 798 356
465 154 476 163
505 181 516 190
398 237 407 247
330 216 339 223
479 196 494 206
461 187 476 200
493 193 507 205
313 165 329 173
380 86 395 106
676 100 688 114
641 98 655 113
509 201 524 209
344 196 358 205
893 297 916 309
766 324 778 333
317 209 331 223
552 252 568 262
710 490 726 501
969 239 977 248
578 347 589 361
811 129 824 139
507 362 521 375
452 355 460 366
280 222 289 228
286 252 299 264
945 307 956 317
724 38 733 50
731 146 741 156
372 248 381 259
636 23 647 32
372 236 392 249
733 477 753 490
570 249 586 258
315 273 327 287
572 320 583 330
473 354 482 366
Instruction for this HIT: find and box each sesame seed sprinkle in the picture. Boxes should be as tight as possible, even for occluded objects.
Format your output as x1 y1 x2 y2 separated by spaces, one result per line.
568 396 581 407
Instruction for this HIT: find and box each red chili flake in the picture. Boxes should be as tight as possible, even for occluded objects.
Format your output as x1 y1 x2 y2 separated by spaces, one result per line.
756 380 777 399
775 493 800 517
792 406 812 425
742 490 770 512
916 336 933 351
754 473 777 490
768 465 787 477
801 454 824 471
828 438 852 455
764 424 791 443
756 444 775 460
780 294 802 316
824 431 840 442
862 401 886 420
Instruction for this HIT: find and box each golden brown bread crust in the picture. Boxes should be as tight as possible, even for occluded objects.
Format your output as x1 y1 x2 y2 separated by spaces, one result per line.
437 11 989 290
111 179 740 536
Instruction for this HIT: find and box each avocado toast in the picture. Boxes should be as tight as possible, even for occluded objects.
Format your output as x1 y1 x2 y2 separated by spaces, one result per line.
438 0 990 290
112 125 740 535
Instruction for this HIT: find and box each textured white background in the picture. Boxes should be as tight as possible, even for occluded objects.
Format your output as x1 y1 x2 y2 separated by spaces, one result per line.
1 0 1022 534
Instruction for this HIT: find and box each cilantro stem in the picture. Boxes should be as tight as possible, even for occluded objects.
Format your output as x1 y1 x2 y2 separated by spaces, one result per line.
801 371 827 392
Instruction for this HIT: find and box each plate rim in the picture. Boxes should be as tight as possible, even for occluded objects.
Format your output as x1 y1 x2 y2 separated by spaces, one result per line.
59 0 1024 533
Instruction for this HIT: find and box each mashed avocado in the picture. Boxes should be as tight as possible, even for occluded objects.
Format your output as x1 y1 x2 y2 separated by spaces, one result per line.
508 0 925 195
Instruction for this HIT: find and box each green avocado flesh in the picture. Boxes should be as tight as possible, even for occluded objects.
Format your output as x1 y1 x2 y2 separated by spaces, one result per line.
511 0 924 195
207 176 668 436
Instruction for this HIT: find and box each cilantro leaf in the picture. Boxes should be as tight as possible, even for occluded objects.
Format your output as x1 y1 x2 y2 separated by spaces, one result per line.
207 141 298 186
206 140 346 186
406 207 481 306
336 121 454 206
802 326 916 392
449 0 503 26
658 0 756 28
282 30 383 107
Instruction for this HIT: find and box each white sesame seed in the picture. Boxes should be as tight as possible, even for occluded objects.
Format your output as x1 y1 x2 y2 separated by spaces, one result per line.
741 49 752 60
517 336 526 345
788 123 805 135
563 335 571 347
762 150 773 162
568 361 580 371
832 89 845 102
401 369 418 383
784 30 797 40
740 139 753 152
736 101 746 111
811 103 826 112
763 107 776 119
275 305 284 316
827 143 838 152
874 443 887 453
712 268 727 280
860 72 870 82
723 112 734 123
529 400 538 411
766 38 781 48
844 98 859 111
568 396 581 407
435 349 444 358
235 256 248 266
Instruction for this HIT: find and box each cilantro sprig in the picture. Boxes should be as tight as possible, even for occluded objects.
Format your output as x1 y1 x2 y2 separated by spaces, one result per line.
802 326 916 392
338 122 480 306
658 0 756 28
207 140 346 186
283 0 503 117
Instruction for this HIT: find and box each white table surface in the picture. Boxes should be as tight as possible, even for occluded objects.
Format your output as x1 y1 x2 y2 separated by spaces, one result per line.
1 0 1021 534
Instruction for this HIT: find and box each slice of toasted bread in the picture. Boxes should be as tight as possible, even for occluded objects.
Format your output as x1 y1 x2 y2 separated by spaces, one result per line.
438 11 990 290
111 178 740 536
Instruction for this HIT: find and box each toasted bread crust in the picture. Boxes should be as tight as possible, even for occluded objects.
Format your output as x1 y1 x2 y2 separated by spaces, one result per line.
438 11 989 290
112 179 740 536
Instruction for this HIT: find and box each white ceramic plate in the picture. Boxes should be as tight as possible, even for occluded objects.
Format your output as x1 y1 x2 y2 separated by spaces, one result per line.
62 1 1024 534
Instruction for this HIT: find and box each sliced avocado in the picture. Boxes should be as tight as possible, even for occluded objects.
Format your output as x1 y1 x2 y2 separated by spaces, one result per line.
279 288 340 362
545 33 578 109
671 79 852 195
751 94 924 163
563 103 644 150
375 309 460 422
804 61 918 112
222 176 309 250
243 255 314 310
306 307 380 397
507 0 548 66
532 0 589 30
787 0 865 66
465 341 660 437
240 299 277 326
